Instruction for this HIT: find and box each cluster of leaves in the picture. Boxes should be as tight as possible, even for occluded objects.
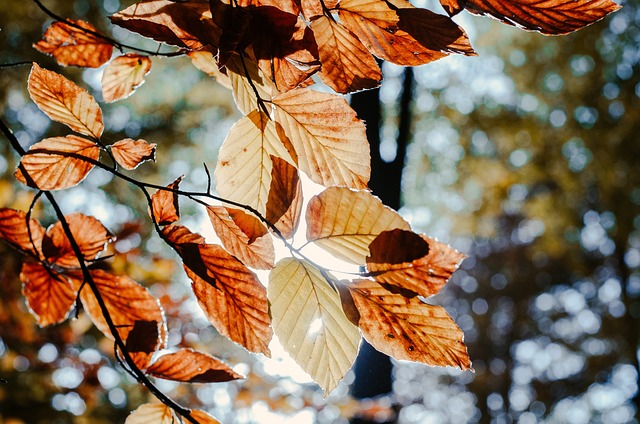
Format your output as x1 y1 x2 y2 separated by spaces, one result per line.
0 0 620 422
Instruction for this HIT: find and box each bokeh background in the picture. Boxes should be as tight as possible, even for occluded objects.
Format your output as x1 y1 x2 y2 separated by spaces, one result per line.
0 0 638 422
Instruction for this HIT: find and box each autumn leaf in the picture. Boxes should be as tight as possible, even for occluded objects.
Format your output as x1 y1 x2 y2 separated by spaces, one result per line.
206 206 275 270
347 279 471 369
150 177 182 226
273 88 370 188
28 63 104 139
439 0 463 16
211 0 253 66
310 15 382 94
146 348 242 383
188 50 232 89
125 403 177 424
191 410 222 424
214 110 294 216
226 53 277 115
20 262 76 327
268 258 360 393
34 20 113 68
102 53 152 103
306 187 410 264
448 0 621 35
0 208 45 258
111 138 157 170
366 229 465 298
15 135 100 191
265 156 302 239
42 213 113 268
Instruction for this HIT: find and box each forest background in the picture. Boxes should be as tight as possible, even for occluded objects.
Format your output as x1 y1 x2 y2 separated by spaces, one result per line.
0 0 638 423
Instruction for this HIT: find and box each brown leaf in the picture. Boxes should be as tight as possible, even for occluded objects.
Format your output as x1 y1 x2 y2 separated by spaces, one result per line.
28 63 104 139
146 348 242 383
207 206 275 270
211 0 253 66
311 16 382 94
20 262 76 327
188 50 232 89
348 279 471 369
162 223 205 246
457 0 621 35
0 208 45 258
440 0 463 16
125 403 177 424
102 53 152 103
190 410 221 424
366 229 465 298
265 156 302 239
34 20 114 68
126 319 164 370
15 135 100 191
42 212 114 268
111 0 221 50
78 270 166 351
273 88 370 188
300 0 339 20
111 138 156 170
150 176 182 226
338 0 475 66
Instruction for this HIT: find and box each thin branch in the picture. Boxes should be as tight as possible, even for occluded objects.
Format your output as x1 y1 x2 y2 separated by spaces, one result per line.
0 62 33 69
238 51 272 116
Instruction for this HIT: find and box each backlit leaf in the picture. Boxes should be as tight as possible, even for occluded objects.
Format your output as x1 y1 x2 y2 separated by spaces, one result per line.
28 63 104 139
306 187 410 264
214 110 293 216
265 156 302 239
366 229 465 298
15 135 100 191
146 348 242 383
450 0 621 35
268 258 360 393
190 410 221 424
207 206 275 270
226 53 277 115
440 0 463 15
111 138 156 170
34 20 113 68
273 88 370 188
150 177 182 226
42 213 113 268
188 50 232 89
125 403 176 424
347 279 471 369
310 16 382 94
0 208 45 258
102 53 152 103
20 262 76 327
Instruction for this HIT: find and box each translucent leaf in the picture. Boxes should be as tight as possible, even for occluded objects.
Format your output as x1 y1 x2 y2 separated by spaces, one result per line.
146 348 242 383
42 213 113 268
111 138 156 170
226 53 277 115
306 187 410 264
125 403 177 424
28 63 104 139
449 0 621 35
207 206 275 270
347 279 471 369
265 156 303 239
191 410 221 424
214 111 294 216
366 229 465 298
20 262 76 327
273 88 370 188
0 208 45 258
102 53 152 103
15 135 100 191
150 177 182 226
188 50 232 89
34 20 113 68
310 16 382 94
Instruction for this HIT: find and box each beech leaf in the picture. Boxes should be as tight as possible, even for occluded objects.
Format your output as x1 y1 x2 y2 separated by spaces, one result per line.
0 208 45 258
188 50 232 89
34 20 114 68
306 187 410 264
273 88 370 188
191 410 222 424
265 156 303 239
146 348 243 383
347 279 471 369
150 176 182 226
28 63 104 139
366 229 465 298
102 53 152 103
15 135 100 191
20 262 76 327
125 403 177 424
268 258 360 393
226 53 277 115
111 138 157 170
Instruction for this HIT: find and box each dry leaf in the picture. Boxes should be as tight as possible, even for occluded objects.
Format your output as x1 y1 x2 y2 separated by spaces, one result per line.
102 53 152 103
265 156 303 239
188 50 232 89
0 208 45 258
111 138 156 170
34 20 113 68
146 348 242 383
15 135 100 191
28 63 104 139
125 403 177 424
150 177 182 226
226 53 277 115
190 410 222 424
20 262 76 327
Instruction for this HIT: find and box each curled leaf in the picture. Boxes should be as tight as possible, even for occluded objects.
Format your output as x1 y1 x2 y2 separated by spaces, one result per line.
111 138 156 170
20 262 76 327
125 403 177 424
265 156 303 239
150 177 182 226
102 53 152 103
146 348 242 383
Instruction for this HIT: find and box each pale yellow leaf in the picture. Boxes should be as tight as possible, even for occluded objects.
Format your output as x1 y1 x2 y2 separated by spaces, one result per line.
268 258 360 393
125 403 177 424
188 50 232 89
226 53 277 115
102 53 152 103
306 187 410 264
